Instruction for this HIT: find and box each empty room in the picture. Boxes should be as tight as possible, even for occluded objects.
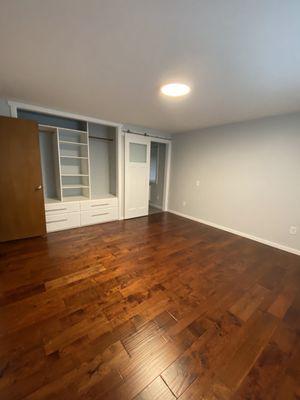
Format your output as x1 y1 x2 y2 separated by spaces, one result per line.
0 1 299 399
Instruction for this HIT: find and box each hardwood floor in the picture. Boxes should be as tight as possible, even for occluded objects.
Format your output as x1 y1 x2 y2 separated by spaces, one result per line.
0 212 299 400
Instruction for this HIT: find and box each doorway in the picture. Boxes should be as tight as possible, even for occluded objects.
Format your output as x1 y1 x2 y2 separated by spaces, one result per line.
149 141 167 215
124 132 171 219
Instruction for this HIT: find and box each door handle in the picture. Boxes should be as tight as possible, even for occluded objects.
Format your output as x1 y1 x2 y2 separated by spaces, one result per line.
35 185 43 190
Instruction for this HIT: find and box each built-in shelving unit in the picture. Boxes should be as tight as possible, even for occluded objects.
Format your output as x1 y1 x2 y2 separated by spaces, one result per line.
38 121 118 204
14 103 120 232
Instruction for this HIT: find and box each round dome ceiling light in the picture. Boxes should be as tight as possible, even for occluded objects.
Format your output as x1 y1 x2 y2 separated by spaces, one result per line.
160 83 191 97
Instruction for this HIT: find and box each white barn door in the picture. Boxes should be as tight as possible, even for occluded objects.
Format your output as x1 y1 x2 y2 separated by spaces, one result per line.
125 133 150 219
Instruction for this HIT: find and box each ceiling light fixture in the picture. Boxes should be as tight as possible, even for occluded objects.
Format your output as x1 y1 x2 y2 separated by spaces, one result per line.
160 83 190 97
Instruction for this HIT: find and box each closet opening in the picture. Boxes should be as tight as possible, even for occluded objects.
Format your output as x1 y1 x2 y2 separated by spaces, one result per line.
148 141 167 215
88 122 117 200
39 126 61 202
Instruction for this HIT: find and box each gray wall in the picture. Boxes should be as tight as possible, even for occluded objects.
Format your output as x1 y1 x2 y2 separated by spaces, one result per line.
0 98 10 116
169 112 300 252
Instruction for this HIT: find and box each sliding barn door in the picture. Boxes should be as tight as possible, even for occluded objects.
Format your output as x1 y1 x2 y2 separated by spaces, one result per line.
0 116 46 241
124 133 151 219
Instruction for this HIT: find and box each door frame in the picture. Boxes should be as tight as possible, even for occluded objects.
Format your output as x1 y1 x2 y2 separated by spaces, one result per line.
149 136 171 213
120 131 171 219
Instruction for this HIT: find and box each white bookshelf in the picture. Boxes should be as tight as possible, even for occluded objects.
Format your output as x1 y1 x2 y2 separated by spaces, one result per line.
58 127 91 201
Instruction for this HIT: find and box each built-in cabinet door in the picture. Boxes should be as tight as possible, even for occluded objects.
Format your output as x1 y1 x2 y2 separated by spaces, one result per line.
0 116 46 241
124 133 151 219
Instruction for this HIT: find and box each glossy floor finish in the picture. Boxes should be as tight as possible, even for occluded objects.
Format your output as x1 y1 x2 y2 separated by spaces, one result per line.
0 213 299 400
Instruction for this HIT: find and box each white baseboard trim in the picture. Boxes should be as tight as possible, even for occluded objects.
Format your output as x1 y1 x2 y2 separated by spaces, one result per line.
168 209 300 256
149 202 163 210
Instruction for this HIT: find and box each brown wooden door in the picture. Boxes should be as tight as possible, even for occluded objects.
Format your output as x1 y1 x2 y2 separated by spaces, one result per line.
0 116 46 242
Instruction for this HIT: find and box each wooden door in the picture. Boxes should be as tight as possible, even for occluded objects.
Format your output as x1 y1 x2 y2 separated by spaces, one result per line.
0 116 46 241
124 133 151 219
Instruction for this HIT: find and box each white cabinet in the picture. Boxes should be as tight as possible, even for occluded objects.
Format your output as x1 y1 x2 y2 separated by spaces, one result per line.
45 201 80 214
46 212 81 233
80 197 118 211
45 197 118 233
80 207 118 226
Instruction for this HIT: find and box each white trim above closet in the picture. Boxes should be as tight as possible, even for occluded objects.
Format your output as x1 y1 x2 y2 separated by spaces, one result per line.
9 101 121 127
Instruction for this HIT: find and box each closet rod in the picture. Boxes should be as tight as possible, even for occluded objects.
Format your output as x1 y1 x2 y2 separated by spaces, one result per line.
122 129 171 141
89 136 114 142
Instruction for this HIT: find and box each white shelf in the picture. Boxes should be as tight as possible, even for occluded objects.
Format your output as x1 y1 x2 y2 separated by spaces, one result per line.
46 195 117 203
61 174 89 177
62 185 89 189
62 195 90 202
60 140 88 146
39 125 57 133
57 126 87 133
60 156 88 159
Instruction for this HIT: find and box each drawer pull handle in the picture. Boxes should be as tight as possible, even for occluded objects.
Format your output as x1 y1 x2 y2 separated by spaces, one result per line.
92 212 109 217
46 208 67 212
47 218 68 224
91 203 109 207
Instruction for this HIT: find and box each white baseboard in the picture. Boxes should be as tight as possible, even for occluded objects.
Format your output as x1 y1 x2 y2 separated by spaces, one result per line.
168 209 300 256
149 202 163 210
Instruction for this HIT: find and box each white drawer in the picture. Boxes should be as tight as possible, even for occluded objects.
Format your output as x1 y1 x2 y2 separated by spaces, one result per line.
46 212 80 233
45 202 80 214
80 197 118 211
80 208 118 226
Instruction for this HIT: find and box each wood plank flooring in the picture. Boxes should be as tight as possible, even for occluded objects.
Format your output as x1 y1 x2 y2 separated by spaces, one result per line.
0 212 299 399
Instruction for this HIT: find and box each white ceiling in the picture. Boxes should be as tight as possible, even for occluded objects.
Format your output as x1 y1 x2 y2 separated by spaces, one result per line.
1 0 300 133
